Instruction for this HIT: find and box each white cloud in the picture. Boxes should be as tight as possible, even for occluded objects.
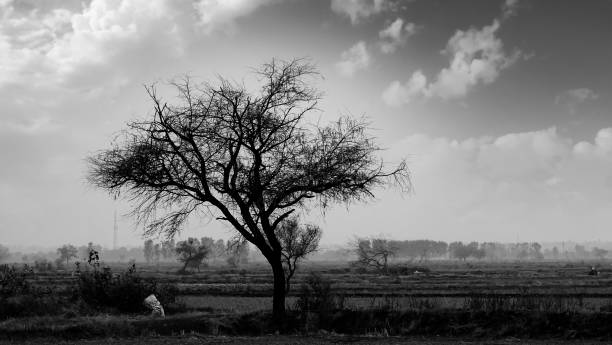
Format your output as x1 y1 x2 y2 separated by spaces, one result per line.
382 70 426 106
555 88 599 114
193 0 277 34
382 20 520 106
357 127 612 241
330 0 387 25
502 0 520 18
336 41 371 77
0 0 275 88
379 18 417 54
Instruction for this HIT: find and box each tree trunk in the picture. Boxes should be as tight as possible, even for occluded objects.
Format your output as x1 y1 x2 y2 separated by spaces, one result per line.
270 257 286 322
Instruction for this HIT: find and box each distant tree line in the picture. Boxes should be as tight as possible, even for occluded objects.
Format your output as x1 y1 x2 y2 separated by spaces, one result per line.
351 239 611 265
142 237 250 271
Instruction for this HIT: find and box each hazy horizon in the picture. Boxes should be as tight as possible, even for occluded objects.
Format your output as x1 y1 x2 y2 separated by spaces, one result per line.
1 0 611 248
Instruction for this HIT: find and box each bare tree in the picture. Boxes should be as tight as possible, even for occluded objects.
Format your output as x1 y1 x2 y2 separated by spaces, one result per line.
353 237 396 274
87 58 409 320
277 216 321 294
175 238 209 272
226 238 250 268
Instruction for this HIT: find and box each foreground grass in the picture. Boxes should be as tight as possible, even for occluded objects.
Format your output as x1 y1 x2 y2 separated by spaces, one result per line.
3 309 612 341
2 335 611 345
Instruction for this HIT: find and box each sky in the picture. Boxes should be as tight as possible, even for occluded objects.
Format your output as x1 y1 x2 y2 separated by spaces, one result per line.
0 0 611 249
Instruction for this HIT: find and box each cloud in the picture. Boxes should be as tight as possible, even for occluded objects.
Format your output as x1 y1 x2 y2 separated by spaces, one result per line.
379 18 417 54
555 88 599 114
382 70 426 106
336 41 371 77
0 0 275 88
502 0 520 18
382 20 520 106
360 127 612 241
330 0 387 25
193 0 278 34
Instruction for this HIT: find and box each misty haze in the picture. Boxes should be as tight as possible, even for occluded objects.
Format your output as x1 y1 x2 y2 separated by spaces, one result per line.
0 0 611 344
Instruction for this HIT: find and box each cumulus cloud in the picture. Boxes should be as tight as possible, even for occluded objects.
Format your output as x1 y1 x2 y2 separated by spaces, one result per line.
0 0 275 88
351 127 612 241
330 0 387 25
555 88 599 114
379 18 417 54
193 0 277 34
336 41 371 77
502 0 520 18
382 20 520 106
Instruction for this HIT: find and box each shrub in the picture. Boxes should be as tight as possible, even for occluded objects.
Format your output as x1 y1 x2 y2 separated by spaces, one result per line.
33 259 55 272
75 263 178 314
294 272 344 330
0 264 30 296
0 264 66 319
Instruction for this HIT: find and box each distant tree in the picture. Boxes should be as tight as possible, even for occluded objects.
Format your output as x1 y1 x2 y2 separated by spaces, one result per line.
153 243 162 265
86 58 409 319
176 238 210 272
161 239 176 260
56 244 78 266
575 244 587 258
530 242 543 260
0 244 10 263
226 239 250 268
472 244 486 260
551 246 560 260
277 216 321 294
80 242 102 261
213 239 226 259
143 239 154 264
592 247 608 260
449 242 472 261
353 237 396 273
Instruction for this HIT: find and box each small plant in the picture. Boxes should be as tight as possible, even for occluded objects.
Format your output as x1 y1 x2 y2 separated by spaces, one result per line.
74 251 177 313
294 272 344 330
0 264 30 296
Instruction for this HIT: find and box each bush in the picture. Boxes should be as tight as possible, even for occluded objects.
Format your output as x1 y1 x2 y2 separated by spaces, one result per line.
0 265 30 296
294 272 344 330
0 264 66 319
75 263 178 314
33 259 55 272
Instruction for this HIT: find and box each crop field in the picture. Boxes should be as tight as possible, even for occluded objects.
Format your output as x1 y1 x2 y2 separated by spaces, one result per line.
5 259 612 343
20 260 612 314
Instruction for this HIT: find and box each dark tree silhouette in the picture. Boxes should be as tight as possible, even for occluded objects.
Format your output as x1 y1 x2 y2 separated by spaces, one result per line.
175 237 209 272
353 237 396 273
87 58 409 320
277 216 321 294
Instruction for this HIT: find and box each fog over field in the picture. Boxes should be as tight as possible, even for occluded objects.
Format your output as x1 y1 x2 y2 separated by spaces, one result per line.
0 0 610 248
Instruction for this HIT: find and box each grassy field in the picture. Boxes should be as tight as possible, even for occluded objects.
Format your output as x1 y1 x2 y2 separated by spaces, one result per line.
2 335 612 345
3 260 612 341
32 260 611 313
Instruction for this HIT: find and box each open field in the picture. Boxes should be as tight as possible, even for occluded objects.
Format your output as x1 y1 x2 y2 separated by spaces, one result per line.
20 260 612 313
3 260 612 341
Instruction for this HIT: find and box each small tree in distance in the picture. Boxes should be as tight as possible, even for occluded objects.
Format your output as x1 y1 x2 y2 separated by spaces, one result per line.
277 216 321 294
87 58 409 320
353 237 396 274
175 238 209 272
226 239 250 268
57 244 78 266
